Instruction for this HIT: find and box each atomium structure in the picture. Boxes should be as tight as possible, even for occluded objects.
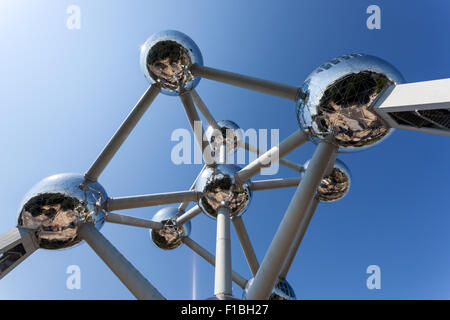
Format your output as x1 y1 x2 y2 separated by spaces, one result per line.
1 30 449 300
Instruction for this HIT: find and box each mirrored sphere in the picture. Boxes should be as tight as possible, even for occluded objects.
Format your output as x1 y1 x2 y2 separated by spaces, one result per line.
304 159 351 202
17 173 107 250
140 30 203 96
150 207 191 250
242 278 296 300
195 164 252 219
205 120 243 154
297 54 404 151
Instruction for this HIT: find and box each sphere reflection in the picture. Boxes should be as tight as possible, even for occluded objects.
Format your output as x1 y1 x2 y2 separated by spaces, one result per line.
297 54 404 151
195 164 251 219
242 277 296 300
304 159 351 202
17 173 107 250
150 207 191 250
205 120 243 155
140 30 203 96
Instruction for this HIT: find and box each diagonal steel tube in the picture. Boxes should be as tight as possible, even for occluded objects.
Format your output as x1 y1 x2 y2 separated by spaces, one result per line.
191 89 220 130
278 153 336 278
325 151 338 175
176 205 203 225
280 159 305 173
182 236 247 289
105 190 201 211
235 130 308 184
190 64 301 101
245 141 336 299
79 223 165 300
105 212 164 230
239 141 305 173
179 92 213 164
232 216 259 276
250 177 301 191
84 84 160 184
279 197 319 279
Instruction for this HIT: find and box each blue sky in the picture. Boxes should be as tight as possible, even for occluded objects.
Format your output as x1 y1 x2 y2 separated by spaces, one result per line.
0 0 449 299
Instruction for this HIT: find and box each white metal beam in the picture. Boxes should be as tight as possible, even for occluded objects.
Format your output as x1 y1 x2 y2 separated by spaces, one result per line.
0 227 39 280
373 79 450 137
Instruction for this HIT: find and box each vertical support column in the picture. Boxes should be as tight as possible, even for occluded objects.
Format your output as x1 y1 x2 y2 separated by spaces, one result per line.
214 207 233 297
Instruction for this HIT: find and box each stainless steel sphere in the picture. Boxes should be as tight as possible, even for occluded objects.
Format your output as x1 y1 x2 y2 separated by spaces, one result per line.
140 30 203 96
304 159 351 202
17 173 107 250
195 164 251 219
150 207 191 250
205 120 243 154
242 277 296 300
297 54 404 151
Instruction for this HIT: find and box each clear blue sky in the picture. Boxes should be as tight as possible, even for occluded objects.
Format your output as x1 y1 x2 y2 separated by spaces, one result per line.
0 0 449 299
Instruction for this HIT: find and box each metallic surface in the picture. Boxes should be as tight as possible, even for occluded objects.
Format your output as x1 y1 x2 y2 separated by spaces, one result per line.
190 64 300 101
105 212 163 230
195 164 252 219
297 54 404 151
84 84 160 184
17 173 108 250
191 89 220 130
178 165 208 212
280 197 319 278
182 236 248 289
304 158 351 202
235 130 308 184
150 207 191 250
140 30 203 96
207 295 240 300
232 216 259 276
180 92 213 163
243 277 296 300
206 120 243 155
246 142 336 299
79 223 165 300
0 227 39 280
176 205 203 225
105 190 201 211
239 140 305 172
214 207 233 296
250 177 301 191
372 78 450 137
